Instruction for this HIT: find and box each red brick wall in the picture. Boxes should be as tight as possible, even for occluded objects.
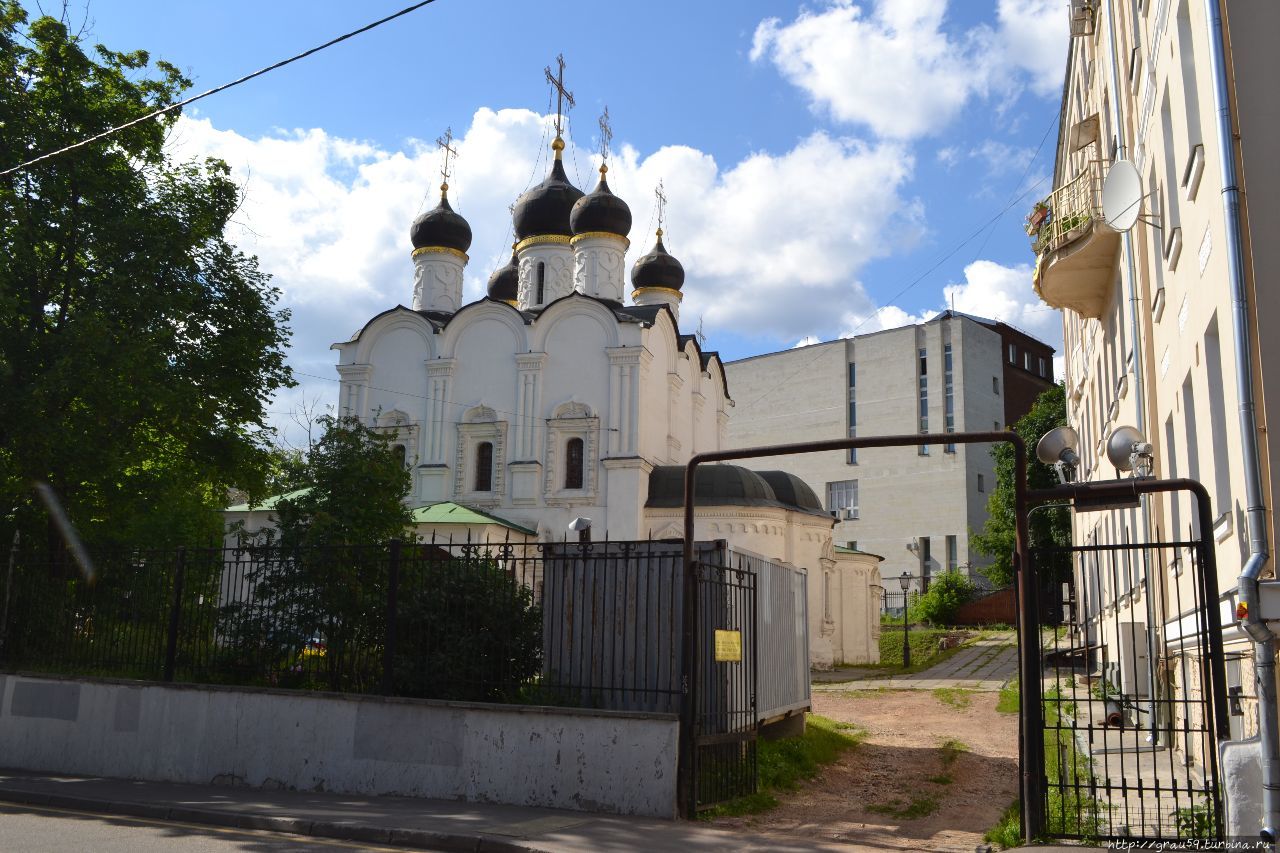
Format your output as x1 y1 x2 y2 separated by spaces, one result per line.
954 587 1017 625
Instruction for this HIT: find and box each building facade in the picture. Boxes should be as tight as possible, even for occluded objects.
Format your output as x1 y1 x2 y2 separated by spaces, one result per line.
724 312 1054 592
1030 0 1280 834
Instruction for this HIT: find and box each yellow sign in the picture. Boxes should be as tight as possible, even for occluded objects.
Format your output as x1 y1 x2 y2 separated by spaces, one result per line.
714 629 742 663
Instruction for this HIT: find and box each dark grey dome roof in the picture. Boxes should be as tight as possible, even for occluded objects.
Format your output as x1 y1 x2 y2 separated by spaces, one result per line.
570 169 631 237
631 234 685 291
756 471 824 513
487 251 518 302
513 158 584 240
410 190 472 253
645 465 830 518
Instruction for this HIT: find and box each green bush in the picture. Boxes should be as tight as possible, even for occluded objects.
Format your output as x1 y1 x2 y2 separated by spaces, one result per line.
908 570 976 625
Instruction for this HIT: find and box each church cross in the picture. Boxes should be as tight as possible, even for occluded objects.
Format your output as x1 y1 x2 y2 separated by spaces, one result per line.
544 53 575 139
598 106 612 162
655 180 667 235
436 126 459 185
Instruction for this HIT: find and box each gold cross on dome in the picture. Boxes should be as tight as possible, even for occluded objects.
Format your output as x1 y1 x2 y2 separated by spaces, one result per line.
544 53 575 139
436 126 458 185
598 106 612 162
655 180 668 234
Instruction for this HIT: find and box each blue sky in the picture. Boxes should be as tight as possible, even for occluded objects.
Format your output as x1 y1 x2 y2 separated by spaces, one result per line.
61 0 1068 443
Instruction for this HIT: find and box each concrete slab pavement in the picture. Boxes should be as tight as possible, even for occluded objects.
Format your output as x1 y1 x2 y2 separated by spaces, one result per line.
813 632 1018 693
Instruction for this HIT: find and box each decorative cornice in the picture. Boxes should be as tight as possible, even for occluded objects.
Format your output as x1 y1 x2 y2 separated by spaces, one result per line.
411 246 469 262
570 232 630 250
632 287 684 301
336 364 373 381
515 234 572 253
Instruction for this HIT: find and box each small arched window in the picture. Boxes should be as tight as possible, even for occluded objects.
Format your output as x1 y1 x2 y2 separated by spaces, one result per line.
536 261 546 305
565 437 584 489
391 444 407 469
475 441 494 491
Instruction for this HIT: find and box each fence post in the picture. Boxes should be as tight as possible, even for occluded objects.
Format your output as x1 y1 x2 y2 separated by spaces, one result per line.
163 547 187 682
383 539 401 695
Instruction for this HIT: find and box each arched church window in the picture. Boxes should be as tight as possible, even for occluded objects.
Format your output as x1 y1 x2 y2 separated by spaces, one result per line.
536 261 545 305
475 441 493 491
565 437 584 489
392 444 406 469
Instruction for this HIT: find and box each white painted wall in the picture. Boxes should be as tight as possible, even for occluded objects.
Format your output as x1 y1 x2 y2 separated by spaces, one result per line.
0 675 678 819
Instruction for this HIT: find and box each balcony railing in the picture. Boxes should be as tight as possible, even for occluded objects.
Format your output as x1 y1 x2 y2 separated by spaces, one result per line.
1029 161 1117 319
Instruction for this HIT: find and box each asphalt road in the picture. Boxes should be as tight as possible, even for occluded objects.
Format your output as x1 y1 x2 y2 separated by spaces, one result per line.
0 803 432 852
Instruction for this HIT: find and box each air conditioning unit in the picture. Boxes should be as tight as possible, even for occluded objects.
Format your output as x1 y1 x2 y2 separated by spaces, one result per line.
1069 0 1096 37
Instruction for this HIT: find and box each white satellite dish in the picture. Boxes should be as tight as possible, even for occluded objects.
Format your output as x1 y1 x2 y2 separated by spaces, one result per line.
1102 159 1143 233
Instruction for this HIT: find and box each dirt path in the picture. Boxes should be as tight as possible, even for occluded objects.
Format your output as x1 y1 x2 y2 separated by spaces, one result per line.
714 689 1020 851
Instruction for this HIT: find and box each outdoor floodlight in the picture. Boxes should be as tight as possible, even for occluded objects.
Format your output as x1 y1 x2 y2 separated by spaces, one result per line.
1106 425 1154 478
1037 426 1080 484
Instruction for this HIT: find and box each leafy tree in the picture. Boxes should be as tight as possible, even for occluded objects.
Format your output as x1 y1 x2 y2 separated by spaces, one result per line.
971 383 1071 587
0 5 293 549
908 570 976 625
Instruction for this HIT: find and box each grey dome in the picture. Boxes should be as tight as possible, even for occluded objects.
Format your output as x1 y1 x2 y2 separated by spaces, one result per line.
513 158 584 240
631 234 685 291
645 465 831 518
570 169 632 237
410 191 472 253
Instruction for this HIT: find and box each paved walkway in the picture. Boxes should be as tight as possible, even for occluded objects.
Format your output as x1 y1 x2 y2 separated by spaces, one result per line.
0 768 1084 852
813 632 1018 692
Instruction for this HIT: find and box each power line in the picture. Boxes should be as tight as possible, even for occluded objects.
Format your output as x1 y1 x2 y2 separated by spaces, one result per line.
0 0 441 178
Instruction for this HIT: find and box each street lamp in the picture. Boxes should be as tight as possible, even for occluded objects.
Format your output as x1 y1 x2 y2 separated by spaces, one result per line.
899 571 912 669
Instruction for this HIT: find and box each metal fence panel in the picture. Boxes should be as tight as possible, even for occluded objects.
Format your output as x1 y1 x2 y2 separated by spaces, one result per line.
728 549 809 720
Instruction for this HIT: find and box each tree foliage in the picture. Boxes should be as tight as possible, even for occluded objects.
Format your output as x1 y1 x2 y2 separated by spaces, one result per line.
0 5 292 548
970 383 1071 588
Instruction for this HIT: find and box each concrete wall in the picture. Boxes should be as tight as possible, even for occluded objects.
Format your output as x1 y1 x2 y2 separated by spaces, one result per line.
0 675 678 819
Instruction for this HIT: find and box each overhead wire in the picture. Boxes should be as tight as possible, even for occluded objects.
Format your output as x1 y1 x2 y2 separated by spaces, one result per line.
1 0 442 178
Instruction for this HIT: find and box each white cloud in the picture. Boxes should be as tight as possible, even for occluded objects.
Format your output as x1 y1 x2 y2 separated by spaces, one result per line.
165 108 922 442
942 259 1062 350
750 0 1066 140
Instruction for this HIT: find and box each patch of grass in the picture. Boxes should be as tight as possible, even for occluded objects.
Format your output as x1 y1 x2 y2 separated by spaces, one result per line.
984 799 1022 849
939 738 969 767
867 795 940 820
926 773 953 785
700 714 863 818
996 680 1020 714
873 627 974 674
933 687 974 708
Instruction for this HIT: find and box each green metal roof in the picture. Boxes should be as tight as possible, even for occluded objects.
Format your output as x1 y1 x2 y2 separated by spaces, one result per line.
834 544 884 560
224 488 311 513
409 502 537 536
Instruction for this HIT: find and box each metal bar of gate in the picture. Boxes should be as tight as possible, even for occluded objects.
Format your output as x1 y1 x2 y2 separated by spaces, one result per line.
678 430 1037 830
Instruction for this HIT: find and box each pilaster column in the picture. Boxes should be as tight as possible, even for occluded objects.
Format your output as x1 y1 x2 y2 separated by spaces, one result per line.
336 364 372 421
424 358 456 464
514 352 547 460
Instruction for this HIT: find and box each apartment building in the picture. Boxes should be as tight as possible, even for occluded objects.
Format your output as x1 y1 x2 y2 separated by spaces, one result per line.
1032 0 1280 834
724 312 1054 592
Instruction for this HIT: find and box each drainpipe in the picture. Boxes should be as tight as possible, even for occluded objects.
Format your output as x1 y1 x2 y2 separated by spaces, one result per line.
1103 0 1160 747
1203 0 1280 842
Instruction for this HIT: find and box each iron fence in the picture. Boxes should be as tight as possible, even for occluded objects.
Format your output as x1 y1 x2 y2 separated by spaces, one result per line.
0 538 715 709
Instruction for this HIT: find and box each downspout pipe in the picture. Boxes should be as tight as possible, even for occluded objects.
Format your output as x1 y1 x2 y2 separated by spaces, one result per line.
1103 0 1159 747
1203 0 1280 842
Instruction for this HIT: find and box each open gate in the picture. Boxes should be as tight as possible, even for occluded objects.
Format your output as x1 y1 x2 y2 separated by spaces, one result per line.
1026 480 1230 843
691 557 758 810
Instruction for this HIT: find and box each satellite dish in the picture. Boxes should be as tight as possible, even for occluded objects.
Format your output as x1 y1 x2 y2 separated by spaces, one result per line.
1102 160 1143 233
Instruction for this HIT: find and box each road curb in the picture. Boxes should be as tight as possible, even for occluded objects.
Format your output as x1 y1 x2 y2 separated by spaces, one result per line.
0 788 538 852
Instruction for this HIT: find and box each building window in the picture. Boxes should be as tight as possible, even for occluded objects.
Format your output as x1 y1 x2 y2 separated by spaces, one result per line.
474 441 494 491
846 540 857 551
993 376 1000 395
826 479 858 519
1008 343 1016 364
847 361 857 464
564 437 584 489
995 421 1001 431
918 347 929 455
536 261 546 304
943 344 955 452
946 535 958 573
977 473 985 493
920 536 932 582
1039 356 1047 378
392 444 407 469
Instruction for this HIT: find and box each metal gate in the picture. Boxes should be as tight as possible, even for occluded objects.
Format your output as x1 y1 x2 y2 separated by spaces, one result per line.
692 557 757 810
1028 482 1229 843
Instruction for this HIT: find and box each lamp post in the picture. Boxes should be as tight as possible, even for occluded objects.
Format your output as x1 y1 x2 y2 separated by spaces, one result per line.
899 571 911 669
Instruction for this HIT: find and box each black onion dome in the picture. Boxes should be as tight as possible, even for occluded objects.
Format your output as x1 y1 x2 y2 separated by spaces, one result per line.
487 251 519 302
570 168 632 237
513 158 584 240
410 190 473 253
631 233 685 291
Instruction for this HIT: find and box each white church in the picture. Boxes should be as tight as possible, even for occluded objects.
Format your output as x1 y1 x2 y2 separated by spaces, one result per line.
233 103 882 667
